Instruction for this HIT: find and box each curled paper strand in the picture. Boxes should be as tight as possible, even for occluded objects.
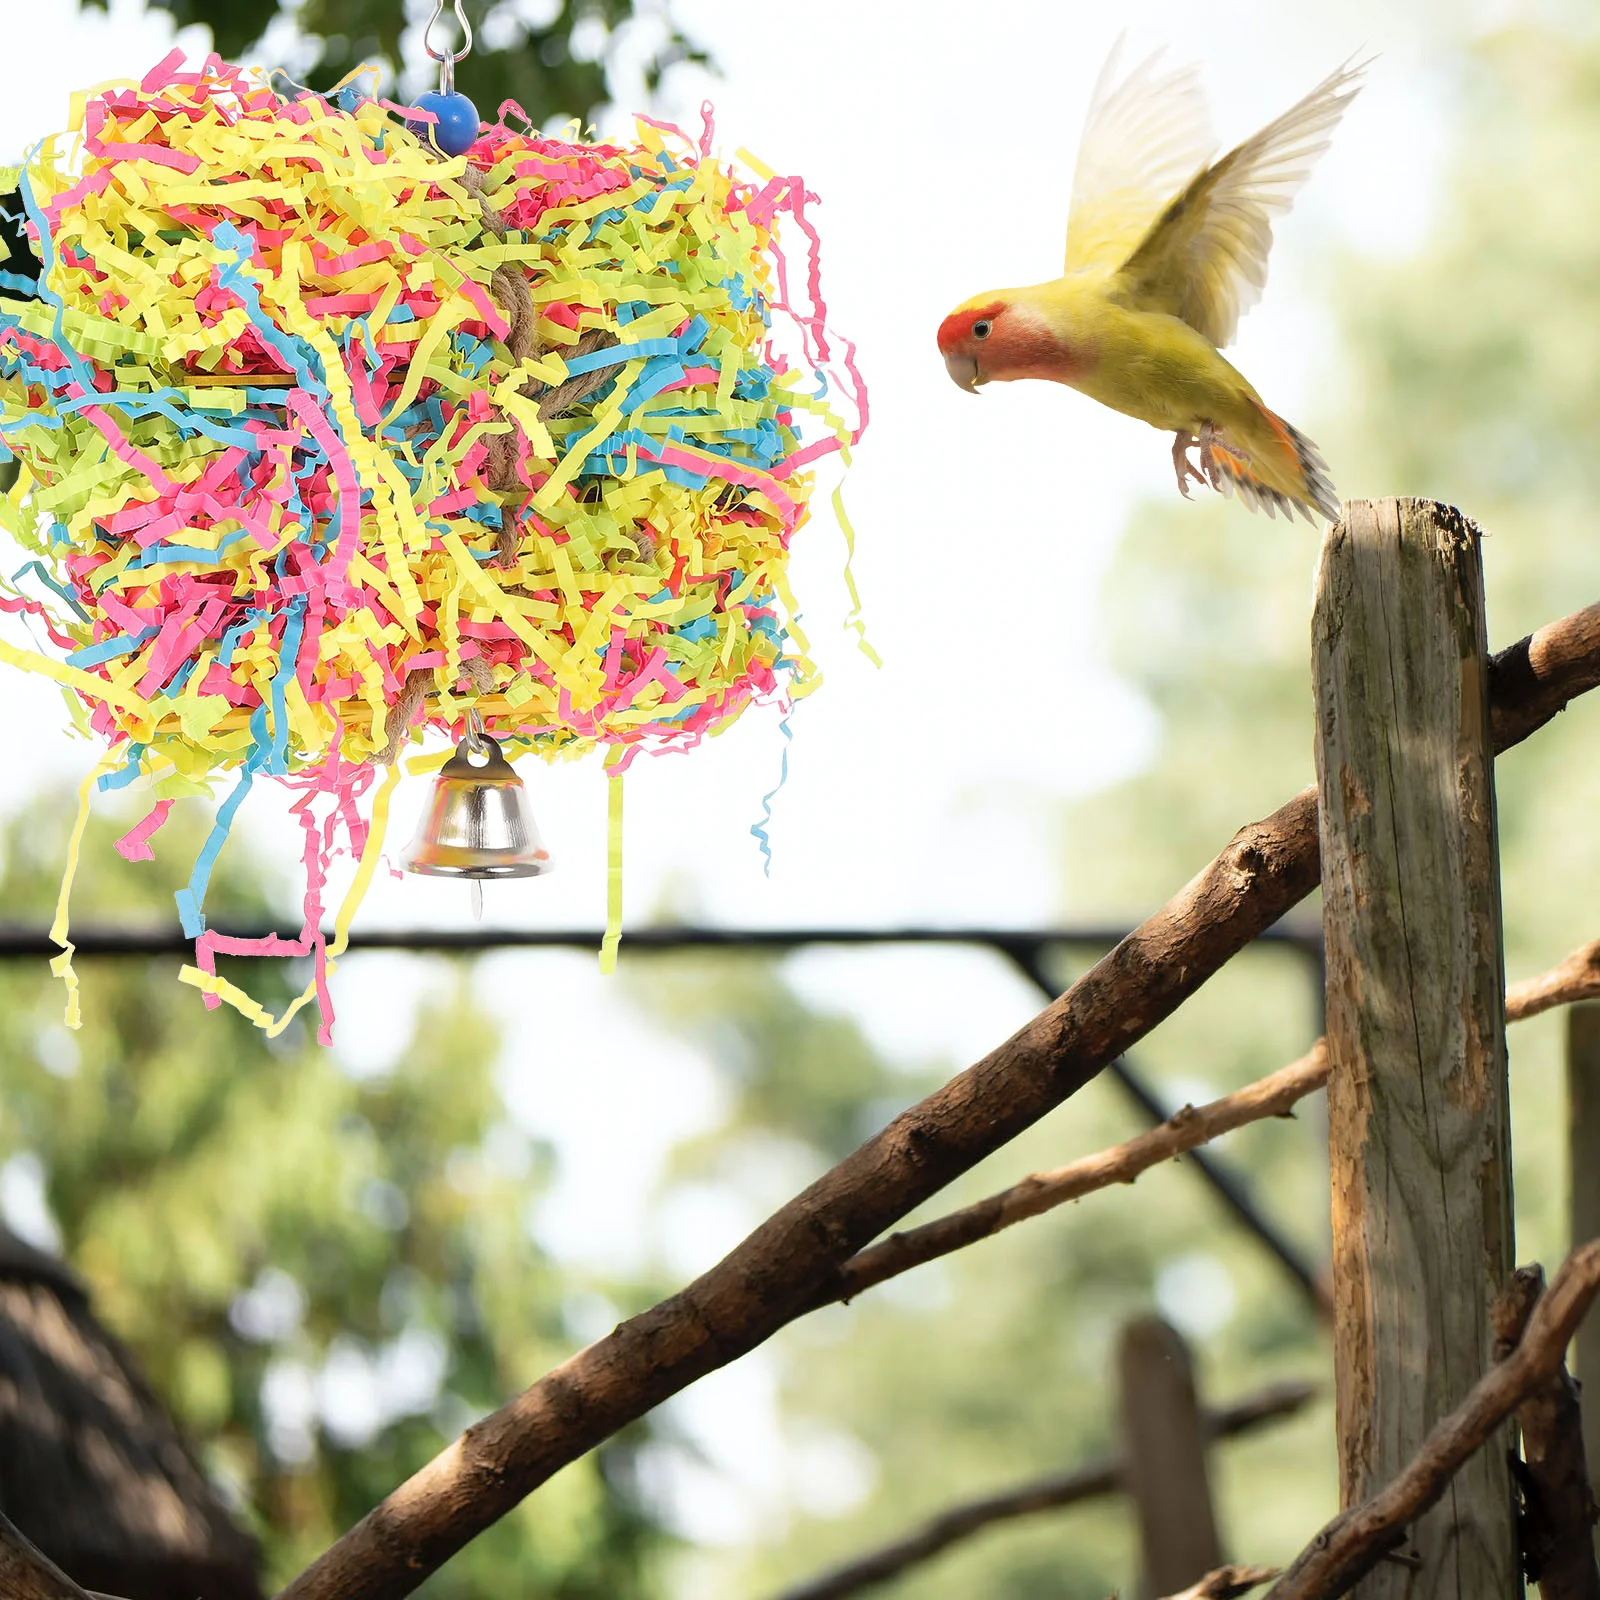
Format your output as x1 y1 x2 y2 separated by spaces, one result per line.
750 711 793 877
600 765 624 976
0 57 865 1033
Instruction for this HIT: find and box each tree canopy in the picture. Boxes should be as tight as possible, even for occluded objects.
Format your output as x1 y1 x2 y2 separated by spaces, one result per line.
0 796 671 1595
79 0 704 127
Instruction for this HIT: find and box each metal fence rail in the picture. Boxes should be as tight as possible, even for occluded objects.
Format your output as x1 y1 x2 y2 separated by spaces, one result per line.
0 920 1328 1309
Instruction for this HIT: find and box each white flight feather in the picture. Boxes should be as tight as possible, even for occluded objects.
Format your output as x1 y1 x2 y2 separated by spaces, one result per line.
1064 40 1217 276
1106 53 1369 346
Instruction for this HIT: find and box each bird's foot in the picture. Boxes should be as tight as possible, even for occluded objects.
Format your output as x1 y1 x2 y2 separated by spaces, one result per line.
1171 432 1206 499
1197 422 1224 490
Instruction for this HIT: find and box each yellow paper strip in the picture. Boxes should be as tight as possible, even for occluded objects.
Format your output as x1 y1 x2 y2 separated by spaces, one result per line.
600 766 624 974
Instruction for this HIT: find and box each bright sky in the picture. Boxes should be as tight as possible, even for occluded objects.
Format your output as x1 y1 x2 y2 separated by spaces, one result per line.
0 0 1506 1571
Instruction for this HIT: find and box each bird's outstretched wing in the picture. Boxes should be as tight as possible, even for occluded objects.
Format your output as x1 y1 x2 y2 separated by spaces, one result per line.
1113 59 1367 347
1063 43 1217 277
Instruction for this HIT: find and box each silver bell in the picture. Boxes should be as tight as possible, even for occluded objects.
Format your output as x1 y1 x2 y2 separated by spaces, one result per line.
401 732 553 879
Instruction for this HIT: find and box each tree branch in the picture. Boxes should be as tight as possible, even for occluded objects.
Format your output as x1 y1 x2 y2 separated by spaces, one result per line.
0 1512 100 1600
831 1044 1329 1304
1007 952 1330 1314
277 596 1600 1600
1163 1568 1283 1600
832 928 1600 1306
769 1381 1314 1600
1489 599 1600 750
1264 1242 1600 1600
1506 937 1600 1020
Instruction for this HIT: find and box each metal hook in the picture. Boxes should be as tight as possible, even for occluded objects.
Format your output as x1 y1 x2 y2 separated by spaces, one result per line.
465 706 491 757
422 0 473 96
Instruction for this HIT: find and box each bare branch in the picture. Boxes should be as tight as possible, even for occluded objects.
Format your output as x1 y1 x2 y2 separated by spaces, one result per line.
0 1512 99 1600
1489 598 1600 750
769 1382 1314 1600
1163 1567 1283 1600
769 1460 1117 1600
276 597 1600 1600
1506 937 1600 1022
1265 1242 1600 1600
832 927 1600 1307
832 1044 1329 1304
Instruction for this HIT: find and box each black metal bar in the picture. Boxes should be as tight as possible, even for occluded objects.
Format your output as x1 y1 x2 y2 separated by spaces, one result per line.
1104 1058 1327 1309
0 922 1322 962
0 914 1330 1308
1004 946 1330 1318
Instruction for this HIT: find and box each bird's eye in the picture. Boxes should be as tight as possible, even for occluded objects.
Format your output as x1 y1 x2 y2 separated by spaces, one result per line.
972 319 992 340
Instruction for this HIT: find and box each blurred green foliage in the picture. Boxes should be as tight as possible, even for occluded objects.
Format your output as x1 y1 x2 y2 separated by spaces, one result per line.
78 0 706 128
0 796 664 1596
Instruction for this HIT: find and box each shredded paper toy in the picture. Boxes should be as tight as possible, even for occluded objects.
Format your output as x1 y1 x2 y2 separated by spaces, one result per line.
0 50 867 1041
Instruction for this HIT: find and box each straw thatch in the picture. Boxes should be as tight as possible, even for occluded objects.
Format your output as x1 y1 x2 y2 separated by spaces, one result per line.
0 1228 263 1599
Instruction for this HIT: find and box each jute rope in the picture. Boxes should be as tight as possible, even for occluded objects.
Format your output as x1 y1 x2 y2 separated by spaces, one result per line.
461 165 627 486
377 655 497 766
379 168 638 761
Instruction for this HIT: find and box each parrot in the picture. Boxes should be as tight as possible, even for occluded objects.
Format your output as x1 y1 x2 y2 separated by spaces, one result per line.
937 47 1366 523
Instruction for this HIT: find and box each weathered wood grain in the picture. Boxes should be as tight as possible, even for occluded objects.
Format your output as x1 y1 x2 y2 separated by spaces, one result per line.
1314 498 1516 1596
1119 1318 1225 1596
1267 1242 1600 1599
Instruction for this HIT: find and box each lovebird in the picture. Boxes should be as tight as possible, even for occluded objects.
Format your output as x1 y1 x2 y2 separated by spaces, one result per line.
937 47 1365 523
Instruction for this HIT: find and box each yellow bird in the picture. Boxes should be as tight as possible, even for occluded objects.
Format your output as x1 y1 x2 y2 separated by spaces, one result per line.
937 47 1365 522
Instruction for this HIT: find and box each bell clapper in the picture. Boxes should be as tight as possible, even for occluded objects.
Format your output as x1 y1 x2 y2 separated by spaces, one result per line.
470 879 484 920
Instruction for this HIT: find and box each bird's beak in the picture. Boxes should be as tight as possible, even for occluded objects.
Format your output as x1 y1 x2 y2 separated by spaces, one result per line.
944 352 981 393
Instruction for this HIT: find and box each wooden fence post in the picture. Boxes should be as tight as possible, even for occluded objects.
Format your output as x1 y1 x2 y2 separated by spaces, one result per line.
1313 498 1517 1595
1569 1002 1600 1496
1118 1316 1223 1597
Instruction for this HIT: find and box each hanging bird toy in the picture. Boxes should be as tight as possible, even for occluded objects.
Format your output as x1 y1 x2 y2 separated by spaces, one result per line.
0 24 866 1040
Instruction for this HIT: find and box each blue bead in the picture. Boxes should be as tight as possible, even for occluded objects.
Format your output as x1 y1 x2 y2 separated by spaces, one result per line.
408 91 480 158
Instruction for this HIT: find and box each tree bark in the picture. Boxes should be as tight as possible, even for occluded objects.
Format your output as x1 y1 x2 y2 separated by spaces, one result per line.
1314 498 1517 1596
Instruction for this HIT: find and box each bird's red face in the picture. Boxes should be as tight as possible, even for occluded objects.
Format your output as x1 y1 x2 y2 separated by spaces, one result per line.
936 301 1007 392
937 297 1079 392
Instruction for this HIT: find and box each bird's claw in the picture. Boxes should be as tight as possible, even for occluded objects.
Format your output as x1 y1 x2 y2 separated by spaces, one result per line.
1171 432 1206 499
1197 421 1224 491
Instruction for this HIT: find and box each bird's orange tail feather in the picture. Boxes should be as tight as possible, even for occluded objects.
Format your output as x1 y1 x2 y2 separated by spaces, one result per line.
1209 404 1341 525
